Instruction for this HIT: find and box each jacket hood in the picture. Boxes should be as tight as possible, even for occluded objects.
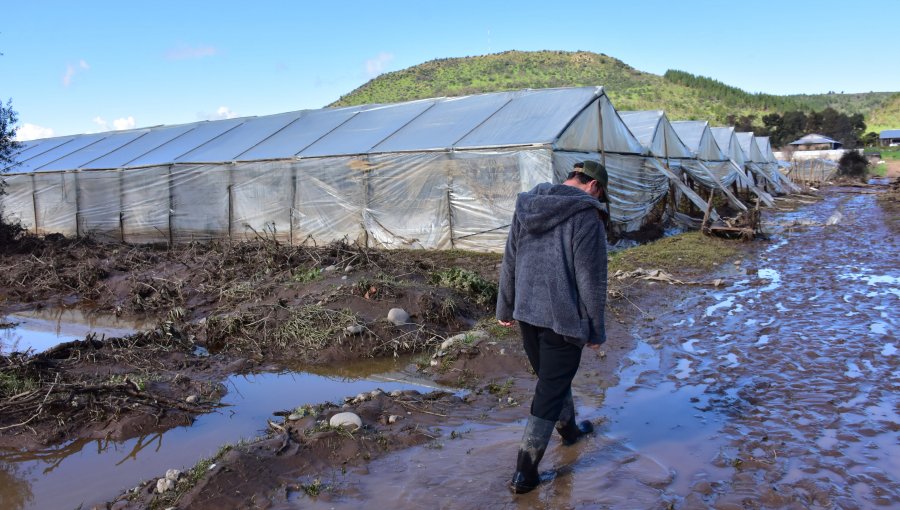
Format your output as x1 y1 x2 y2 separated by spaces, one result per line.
515 183 603 234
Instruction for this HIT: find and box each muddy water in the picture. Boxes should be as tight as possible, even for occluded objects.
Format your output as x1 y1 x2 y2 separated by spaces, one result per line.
0 356 436 510
0 308 151 355
298 188 898 509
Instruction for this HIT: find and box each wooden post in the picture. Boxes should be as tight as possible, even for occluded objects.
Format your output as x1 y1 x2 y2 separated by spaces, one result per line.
167 165 174 247
30 173 39 235
290 165 297 246
701 191 715 234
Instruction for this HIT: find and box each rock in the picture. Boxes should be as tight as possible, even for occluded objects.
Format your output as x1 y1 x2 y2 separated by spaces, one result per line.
345 324 365 335
388 415 402 424
324 265 337 272
355 392 368 402
441 330 488 350
387 308 410 325
165 469 181 481
185 395 199 404
344 264 354 272
288 412 304 420
341 275 347 280
329 412 362 431
156 478 175 494
389 390 402 397
369 389 384 398
499 348 506 355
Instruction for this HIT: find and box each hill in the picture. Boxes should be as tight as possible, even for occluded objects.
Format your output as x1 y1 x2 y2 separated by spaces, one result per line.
860 93 900 133
331 50 896 132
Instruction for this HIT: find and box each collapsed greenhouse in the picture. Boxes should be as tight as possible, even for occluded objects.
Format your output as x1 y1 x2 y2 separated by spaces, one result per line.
1 86 798 251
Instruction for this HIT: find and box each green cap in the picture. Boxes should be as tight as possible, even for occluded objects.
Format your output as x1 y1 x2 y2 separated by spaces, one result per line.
579 160 608 187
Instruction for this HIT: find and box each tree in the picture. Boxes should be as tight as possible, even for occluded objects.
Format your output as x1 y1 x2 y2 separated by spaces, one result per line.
860 131 879 147
0 98 21 171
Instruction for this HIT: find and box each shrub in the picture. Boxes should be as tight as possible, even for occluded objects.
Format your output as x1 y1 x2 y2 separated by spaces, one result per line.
837 151 869 178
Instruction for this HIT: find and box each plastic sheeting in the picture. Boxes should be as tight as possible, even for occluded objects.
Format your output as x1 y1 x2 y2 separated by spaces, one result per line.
553 152 670 231
0 174 35 231
618 111 693 159
6 87 648 174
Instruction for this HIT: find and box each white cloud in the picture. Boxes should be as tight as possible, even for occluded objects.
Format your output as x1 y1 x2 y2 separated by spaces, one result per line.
63 64 76 87
92 115 136 132
365 52 394 77
62 59 90 87
15 123 55 141
113 116 135 130
198 106 238 121
165 44 218 60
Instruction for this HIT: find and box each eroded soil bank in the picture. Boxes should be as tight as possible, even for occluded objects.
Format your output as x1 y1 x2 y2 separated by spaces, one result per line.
1 180 898 509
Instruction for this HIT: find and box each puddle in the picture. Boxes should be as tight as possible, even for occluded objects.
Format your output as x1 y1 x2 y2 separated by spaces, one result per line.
294 189 900 508
1 308 151 355
0 356 435 510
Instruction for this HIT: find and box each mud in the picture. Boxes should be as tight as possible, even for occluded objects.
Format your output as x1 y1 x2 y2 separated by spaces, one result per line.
1 181 898 509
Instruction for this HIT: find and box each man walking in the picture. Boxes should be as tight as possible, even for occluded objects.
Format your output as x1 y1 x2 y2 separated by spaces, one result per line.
496 160 609 494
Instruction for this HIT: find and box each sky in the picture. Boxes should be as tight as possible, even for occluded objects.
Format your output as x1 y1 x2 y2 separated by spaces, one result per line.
3 0 897 140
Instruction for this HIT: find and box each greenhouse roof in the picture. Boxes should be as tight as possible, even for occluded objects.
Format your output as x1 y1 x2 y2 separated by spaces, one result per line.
5 86 646 174
710 126 746 167
670 120 726 161
788 133 838 145
618 110 693 159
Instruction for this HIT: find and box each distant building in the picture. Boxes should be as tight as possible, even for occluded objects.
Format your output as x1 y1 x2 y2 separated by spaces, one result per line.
789 134 842 151
880 129 900 147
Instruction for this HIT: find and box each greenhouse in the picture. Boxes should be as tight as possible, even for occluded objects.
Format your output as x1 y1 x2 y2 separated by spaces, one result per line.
710 127 774 207
618 110 721 219
1 86 801 251
0 87 684 251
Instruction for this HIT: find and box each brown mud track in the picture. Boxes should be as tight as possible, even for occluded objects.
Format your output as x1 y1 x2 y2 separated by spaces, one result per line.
2 179 898 509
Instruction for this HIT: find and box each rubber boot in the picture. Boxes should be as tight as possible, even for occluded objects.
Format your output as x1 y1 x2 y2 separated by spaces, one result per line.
510 415 555 494
555 390 593 446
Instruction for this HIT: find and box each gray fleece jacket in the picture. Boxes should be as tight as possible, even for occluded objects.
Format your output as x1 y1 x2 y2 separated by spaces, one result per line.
496 182 607 347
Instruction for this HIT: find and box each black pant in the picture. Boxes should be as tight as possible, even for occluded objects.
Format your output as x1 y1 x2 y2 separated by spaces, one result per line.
519 321 584 422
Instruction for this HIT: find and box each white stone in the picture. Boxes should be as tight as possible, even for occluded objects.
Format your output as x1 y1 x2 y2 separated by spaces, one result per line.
165 469 181 481
369 389 384 398
329 412 362 431
345 324 365 335
388 415 402 424
389 390 402 397
344 264 354 272
324 265 338 272
156 478 175 493
355 392 368 402
387 308 410 325
185 395 199 404
288 412 304 420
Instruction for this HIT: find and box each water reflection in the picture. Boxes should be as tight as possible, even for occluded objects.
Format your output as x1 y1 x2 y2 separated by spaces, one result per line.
1 308 149 355
0 362 433 510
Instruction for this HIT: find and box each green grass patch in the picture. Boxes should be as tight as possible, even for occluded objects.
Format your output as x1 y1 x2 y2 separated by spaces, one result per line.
429 267 498 306
292 266 322 283
608 232 739 275
0 372 39 398
870 163 887 177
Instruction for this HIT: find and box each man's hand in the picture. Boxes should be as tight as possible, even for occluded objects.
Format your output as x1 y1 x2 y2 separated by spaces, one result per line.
497 319 516 327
